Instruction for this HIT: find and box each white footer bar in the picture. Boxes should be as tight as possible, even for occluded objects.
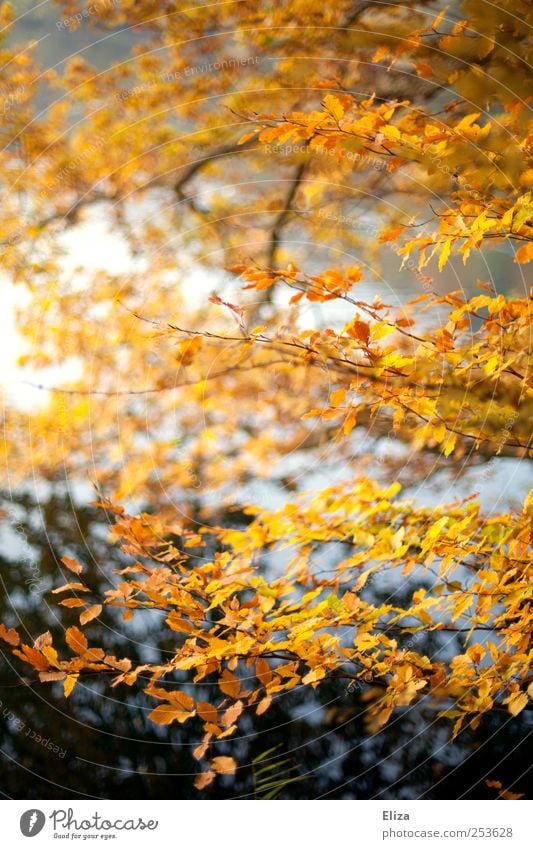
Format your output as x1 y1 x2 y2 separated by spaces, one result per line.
4 799 531 848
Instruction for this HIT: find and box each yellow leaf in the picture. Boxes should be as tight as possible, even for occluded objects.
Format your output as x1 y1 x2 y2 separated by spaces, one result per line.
64 675 78 698
438 238 453 271
507 691 528 717
256 695 272 715
372 46 388 63
302 667 326 686
330 387 347 407
483 355 499 376
193 735 210 761
442 432 457 457
42 645 60 667
343 408 358 436
323 93 344 122
432 5 449 31
370 322 395 341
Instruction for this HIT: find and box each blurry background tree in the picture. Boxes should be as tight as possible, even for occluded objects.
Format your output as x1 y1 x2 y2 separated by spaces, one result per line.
0 0 531 798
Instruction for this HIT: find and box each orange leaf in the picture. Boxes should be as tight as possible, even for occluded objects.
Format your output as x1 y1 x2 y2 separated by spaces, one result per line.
238 130 257 145
211 756 237 776
52 583 90 594
255 658 272 686
256 695 272 715
0 623 20 646
148 704 195 725
194 770 215 790
379 225 404 243
193 734 211 761
197 701 218 724
39 670 67 683
104 655 131 671
42 645 60 667
84 647 105 662
13 644 49 671
221 700 244 728
61 556 83 575
79 604 102 625
219 669 240 698
347 320 370 344
507 691 528 717
372 46 388 63
65 626 88 655
330 388 347 407
64 675 78 698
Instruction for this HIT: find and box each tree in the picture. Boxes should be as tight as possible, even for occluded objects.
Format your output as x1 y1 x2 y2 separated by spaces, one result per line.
0 0 531 796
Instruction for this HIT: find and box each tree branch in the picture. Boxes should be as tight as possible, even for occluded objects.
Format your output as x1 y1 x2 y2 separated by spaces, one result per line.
267 161 308 268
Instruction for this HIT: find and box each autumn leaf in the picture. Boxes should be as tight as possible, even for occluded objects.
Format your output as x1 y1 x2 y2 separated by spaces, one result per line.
255 658 272 686
65 627 88 655
486 780 525 800
219 669 241 698
302 667 326 686
514 242 533 263
506 691 528 717
148 704 195 725
33 631 52 650
197 701 218 724
329 388 346 407
61 556 83 575
13 644 50 671
52 583 90 594
210 756 237 776
64 675 78 698
194 770 215 790
256 695 272 715
347 320 370 343
39 670 67 683
0 624 20 646
79 604 102 625
221 700 244 728
323 94 344 122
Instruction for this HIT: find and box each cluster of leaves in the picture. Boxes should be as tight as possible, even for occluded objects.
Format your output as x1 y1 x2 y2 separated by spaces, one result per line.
0 0 532 795
240 86 533 269
2 479 531 788
230 264 532 457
